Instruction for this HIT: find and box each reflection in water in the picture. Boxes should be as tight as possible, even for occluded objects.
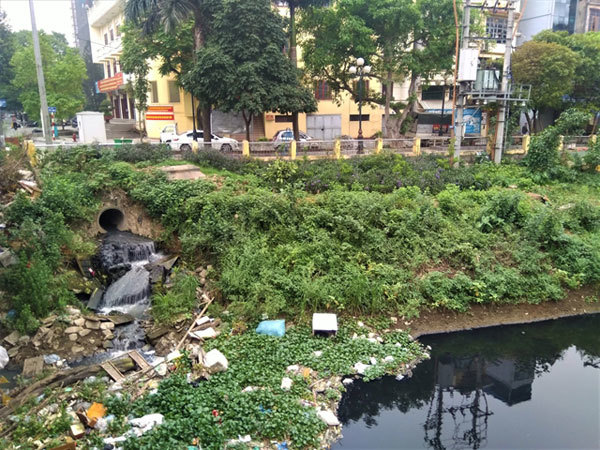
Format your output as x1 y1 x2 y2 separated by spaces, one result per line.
334 315 600 449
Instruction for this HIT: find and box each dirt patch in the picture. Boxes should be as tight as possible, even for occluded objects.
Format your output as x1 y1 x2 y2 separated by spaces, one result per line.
406 285 600 338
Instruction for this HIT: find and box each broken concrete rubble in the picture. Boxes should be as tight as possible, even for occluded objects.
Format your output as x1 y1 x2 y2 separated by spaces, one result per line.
281 377 293 391
203 349 228 374
129 413 164 435
317 409 340 426
0 345 8 369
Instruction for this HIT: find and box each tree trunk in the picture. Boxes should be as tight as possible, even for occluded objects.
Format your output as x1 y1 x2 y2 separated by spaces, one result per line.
524 111 533 135
384 70 393 138
289 2 300 141
392 73 418 137
202 105 211 143
592 112 599 135
193 14 211 143
242 111 252 142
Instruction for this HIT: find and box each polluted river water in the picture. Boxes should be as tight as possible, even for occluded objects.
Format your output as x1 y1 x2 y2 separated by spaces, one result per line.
333 315 600 449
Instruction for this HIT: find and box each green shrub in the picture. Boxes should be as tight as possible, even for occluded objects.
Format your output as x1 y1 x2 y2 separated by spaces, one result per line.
110 143 171 163
152 269 199 323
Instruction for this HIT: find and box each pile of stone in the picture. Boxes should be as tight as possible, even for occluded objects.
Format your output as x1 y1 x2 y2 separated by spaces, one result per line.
2 307 134 368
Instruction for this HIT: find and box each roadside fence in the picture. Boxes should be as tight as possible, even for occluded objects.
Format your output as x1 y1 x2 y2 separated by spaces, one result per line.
25 134 597 163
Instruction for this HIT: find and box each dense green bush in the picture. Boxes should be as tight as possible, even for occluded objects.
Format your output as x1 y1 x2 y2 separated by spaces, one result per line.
5 139 600 330
152 269 199 323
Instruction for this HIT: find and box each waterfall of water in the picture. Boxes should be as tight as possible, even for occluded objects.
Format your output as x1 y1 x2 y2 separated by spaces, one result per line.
96 231 161 353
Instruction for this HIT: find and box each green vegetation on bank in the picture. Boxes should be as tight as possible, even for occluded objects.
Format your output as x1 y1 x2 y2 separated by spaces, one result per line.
2 134 600 333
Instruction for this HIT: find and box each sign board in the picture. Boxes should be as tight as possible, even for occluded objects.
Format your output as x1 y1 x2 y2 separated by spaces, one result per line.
458 48 479 82
146 113 175 121
464 108 482 135
147 105 174 113
48 106 57 113
97 72 124 93
0 99 6 108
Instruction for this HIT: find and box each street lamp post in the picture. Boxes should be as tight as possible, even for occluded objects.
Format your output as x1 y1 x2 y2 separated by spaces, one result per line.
349 58 371 154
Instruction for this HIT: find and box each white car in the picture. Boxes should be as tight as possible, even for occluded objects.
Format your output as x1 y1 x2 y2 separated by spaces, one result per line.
169 130 239 152
160 124 178 143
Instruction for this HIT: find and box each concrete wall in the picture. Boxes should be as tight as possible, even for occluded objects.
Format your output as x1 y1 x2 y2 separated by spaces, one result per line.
517 0 555 46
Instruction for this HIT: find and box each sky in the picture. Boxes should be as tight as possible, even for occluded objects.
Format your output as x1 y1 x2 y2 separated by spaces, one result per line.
1 0 75 45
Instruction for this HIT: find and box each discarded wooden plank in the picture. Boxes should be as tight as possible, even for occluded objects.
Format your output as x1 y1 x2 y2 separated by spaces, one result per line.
3 331 20 346
49 442 76 450
191 318 221 333
128 350 150 371
22 356 44 378
146 325 170 344
100 361 124 382
175 293 214 352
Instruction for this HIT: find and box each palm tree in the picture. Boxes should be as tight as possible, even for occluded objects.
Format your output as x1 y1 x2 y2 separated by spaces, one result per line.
124 0 212 143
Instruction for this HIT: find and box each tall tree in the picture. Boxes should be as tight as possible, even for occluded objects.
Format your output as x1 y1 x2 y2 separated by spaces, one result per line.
533 30 600 131
10 32 86 121
300 0 456 137
512 40 578 132
125 0 214 143
276 0 329 141
0 10 20 111
183 0 316 141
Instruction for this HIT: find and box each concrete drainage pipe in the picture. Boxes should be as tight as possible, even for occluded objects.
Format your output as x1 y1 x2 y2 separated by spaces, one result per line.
98 208 125 232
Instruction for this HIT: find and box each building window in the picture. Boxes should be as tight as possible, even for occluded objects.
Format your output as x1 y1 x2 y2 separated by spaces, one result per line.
104 33 108 45
486 17 507 44
422 85 446 101
381 82 394 100
150 81 159 103
116 24 121 37
314 80 331 100
589 8 600 32
352 80 370 98
113 60 118 75
106 62 111 78
168 81 181 103
275 115 293 122
110 29 114 41
350 114 370 122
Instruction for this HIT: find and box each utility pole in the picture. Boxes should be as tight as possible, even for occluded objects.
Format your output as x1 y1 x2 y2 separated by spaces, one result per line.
454 0 471 162
494 4 515 164
29 0 52 144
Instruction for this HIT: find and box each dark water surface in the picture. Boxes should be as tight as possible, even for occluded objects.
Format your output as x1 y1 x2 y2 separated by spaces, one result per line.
334 315 600 450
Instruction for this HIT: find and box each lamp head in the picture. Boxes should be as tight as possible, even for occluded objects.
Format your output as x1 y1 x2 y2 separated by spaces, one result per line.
364 65 371 74
349 66 357 74
356 57 365 67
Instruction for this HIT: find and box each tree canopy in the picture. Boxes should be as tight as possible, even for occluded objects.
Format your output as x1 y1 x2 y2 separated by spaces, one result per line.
0 10 20 111
533 30 600 111
512 40 578 131
181 0 317 140
10 32 87 121
300 0 456 136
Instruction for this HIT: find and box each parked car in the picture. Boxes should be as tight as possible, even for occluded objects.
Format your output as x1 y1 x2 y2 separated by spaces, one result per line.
272 129 318 151
272 129 313 144
169 130 239 152
71 117 78 128
160 124 178 143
